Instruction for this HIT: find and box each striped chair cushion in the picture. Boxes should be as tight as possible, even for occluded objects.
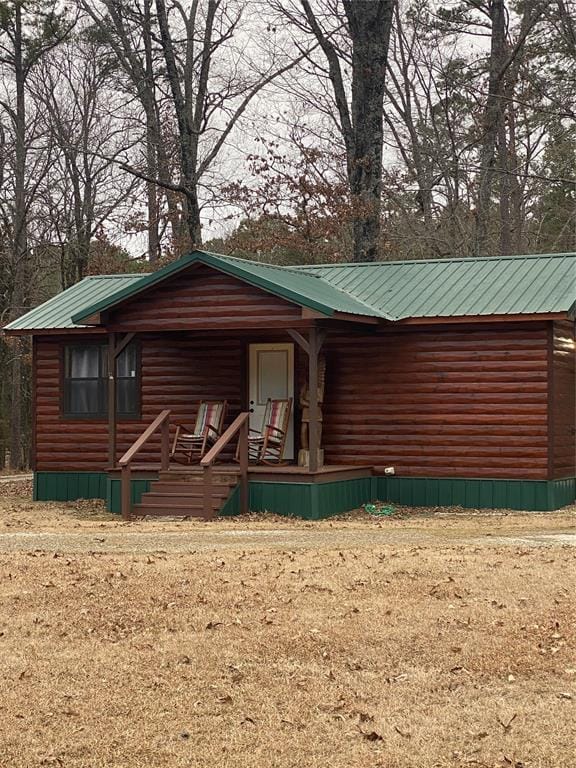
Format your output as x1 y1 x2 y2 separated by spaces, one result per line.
188 402 223 438
204 403 222 433
265 400 288 443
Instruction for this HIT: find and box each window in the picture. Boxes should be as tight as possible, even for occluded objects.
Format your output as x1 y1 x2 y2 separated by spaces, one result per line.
63 343 140 418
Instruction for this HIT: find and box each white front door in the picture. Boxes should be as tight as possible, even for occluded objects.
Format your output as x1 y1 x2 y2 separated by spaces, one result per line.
248 343 294 459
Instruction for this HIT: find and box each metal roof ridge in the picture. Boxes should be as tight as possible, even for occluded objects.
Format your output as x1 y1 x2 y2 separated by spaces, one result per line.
293 251 576 269
82 273 151 279
208 251 388 316
198 250 320 278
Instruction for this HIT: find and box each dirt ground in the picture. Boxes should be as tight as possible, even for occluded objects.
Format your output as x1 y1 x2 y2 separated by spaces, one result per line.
0 481 575 767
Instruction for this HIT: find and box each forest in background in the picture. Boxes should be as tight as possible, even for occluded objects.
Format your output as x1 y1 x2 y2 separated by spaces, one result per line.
1 0 576 468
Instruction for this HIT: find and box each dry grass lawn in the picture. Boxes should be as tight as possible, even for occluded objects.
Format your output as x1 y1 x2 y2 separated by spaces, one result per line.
0 483 575 767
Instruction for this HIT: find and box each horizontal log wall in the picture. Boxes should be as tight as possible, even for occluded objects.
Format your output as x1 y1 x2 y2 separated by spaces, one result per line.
550 320 576 479
108 264 303 331
321 322 551 479
35 320 566 481
35 333 243 471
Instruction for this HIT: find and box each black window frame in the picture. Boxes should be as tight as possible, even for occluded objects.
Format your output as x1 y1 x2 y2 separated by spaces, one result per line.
62 341 141 420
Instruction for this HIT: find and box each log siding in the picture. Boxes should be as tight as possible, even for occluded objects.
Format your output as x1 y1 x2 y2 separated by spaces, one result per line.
321 322 551 479
34 320 567 482
35 333 243 471
107 265 304 332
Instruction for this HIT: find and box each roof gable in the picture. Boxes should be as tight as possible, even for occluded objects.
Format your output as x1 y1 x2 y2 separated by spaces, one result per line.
71 250 386 325
105 262 307 329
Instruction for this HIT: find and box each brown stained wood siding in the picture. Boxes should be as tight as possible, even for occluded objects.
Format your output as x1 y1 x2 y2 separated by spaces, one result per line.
321 323 551 479
35 321 559 480
35 333 243 471
108 265 303 331
550 320 576 479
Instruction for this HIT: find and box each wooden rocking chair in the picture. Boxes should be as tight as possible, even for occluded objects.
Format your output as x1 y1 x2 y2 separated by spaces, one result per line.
246 398 292 465
171 400 227 463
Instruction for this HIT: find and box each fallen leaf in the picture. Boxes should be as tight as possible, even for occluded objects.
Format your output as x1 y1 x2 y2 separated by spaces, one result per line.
360 729 384 742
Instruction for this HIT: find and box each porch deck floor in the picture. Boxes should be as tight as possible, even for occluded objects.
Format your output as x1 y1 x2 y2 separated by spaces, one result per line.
109 463 374 484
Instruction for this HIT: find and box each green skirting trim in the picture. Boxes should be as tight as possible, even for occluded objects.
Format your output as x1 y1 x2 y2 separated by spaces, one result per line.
34 471 108 502
549 478 576 510
32 471 156 512
375 476 576 512
249 478 373 520
32 472 576 517
248 476 576 518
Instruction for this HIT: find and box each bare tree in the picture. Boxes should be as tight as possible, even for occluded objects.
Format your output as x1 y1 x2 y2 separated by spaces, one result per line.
85 0 300 253
80 0 176 261
31 38 140 286
0 0 72 468
281 0 396 261
382 2 478 257
462 0 544 255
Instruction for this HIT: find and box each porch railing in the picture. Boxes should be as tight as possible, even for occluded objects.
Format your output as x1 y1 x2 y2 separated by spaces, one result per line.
118 409 171 520
200 412 249 517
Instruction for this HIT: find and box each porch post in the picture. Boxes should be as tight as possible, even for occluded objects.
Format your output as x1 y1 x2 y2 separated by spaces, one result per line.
308 325 319 473
108 332 117 467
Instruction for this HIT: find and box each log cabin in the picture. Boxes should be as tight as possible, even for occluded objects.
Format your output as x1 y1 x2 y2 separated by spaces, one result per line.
4 250 576 519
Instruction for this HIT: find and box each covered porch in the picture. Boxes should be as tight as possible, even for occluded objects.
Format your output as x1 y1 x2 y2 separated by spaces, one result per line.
66 252 381 519
105 324 375 519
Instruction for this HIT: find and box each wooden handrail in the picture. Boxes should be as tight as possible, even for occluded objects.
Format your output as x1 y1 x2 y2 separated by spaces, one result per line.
119 409 171 520
200 412 249 466
200 412 250 517
119 409 171 467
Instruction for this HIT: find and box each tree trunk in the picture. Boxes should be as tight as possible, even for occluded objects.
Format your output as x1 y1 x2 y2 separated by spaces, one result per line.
184 188 202 250
497 117 512 255
142 0 160 262
344 0 394 262
507 101 524 253
499 1 536 255
474 0 507 257
9 4 27 470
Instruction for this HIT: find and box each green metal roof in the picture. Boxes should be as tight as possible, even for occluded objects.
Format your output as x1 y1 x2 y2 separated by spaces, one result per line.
299 252 576 319
4 250 576 333
4 274 149 330
69 250 388 324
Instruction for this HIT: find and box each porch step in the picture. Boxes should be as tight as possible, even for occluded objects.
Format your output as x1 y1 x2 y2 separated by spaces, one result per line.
148 482 233 495
159 468 240 484
133 475 239 519
132 502 219 519
143 491 230 505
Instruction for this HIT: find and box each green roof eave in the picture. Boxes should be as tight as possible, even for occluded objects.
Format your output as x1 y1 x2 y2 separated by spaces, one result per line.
71 251 345 324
